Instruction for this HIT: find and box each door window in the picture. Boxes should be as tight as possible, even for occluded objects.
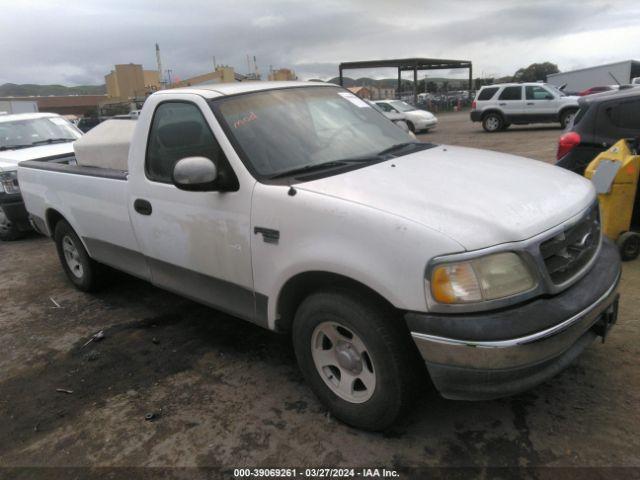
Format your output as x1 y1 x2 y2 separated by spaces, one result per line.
498 86 522 101
146 101 225 183
526 86 553 100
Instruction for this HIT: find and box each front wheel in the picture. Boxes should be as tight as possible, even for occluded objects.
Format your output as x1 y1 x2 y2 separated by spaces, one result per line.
0 206 25 241
292 289 418 431
482 113 503 132
54 220 101 291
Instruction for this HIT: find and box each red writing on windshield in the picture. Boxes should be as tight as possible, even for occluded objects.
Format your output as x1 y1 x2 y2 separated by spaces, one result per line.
234 111 258 129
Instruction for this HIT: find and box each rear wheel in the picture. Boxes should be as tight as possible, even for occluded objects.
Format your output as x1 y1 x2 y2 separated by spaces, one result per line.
292 289 418 431
54 220 101 291
560 109 577 129
0 207 25 241
482 113 503 132
617 231 640 261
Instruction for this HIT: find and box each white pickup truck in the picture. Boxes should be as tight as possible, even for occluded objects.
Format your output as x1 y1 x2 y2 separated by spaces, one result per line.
18 81 621 430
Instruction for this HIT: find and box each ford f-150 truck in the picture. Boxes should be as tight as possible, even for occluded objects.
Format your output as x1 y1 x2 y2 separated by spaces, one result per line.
18 81 621 430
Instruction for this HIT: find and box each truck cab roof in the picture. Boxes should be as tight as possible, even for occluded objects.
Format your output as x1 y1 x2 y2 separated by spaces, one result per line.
154 80 333 99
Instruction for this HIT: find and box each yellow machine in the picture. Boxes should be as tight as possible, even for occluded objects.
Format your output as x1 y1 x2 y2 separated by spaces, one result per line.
585 138 640 260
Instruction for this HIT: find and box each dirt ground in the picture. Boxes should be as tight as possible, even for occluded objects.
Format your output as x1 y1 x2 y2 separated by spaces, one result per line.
1 112 639 477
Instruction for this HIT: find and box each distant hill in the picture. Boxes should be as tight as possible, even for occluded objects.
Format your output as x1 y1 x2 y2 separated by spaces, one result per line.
0 83 106 97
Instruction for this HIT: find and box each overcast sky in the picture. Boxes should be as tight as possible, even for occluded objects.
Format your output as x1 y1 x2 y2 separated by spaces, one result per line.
1 0 639 86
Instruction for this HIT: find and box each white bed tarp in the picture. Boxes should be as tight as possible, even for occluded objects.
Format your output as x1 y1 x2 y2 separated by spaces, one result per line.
74 119 136 171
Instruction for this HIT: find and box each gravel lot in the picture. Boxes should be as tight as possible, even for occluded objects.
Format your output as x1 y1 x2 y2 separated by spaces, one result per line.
1 112 639 476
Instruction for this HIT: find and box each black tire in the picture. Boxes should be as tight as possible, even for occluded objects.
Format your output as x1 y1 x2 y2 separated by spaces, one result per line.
560 109 577 129
292 288 419 431
617 231 640 261
0 206 25 241
406 121 416 133
482 113 503 132
54 220 101 291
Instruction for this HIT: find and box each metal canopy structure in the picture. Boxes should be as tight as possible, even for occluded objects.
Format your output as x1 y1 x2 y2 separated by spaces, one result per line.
338 57 473 105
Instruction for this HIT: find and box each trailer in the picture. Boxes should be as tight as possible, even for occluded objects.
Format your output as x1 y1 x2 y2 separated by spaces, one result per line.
0 99 38 115
547 60 640 92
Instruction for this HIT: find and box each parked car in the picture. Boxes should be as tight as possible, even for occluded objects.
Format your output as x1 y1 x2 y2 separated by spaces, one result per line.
579 85 618 96
470 82 580 132
76 116 105 133
556 87 640 175
367 100 411 132
374 100 438 132
0 112 81 240
18 82 621 430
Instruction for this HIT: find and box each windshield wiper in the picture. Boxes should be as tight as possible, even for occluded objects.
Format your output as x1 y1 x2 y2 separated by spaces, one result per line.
0 144 31 151
30 138 74 146
269 157 376 180
376 141 434 156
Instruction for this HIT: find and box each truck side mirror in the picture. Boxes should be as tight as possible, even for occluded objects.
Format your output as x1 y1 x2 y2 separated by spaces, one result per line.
172 156 218 191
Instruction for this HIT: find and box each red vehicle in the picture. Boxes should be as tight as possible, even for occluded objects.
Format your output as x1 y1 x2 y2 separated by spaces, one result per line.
578 86 616 96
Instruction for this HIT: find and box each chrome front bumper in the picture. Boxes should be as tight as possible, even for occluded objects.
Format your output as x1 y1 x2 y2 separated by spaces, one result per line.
407 238 622 400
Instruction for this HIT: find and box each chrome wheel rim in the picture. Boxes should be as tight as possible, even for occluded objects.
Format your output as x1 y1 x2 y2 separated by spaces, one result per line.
311 321 376 403
486 116 500 131
62 236 84 278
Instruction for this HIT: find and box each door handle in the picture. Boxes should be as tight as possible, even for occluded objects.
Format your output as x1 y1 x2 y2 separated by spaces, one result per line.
134 199 152 215
498 102 506 106
526 102 535 105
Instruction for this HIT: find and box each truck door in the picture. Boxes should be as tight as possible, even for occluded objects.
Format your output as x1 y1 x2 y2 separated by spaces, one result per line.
497 86 524 122
127 96 258 324
525 85 558 121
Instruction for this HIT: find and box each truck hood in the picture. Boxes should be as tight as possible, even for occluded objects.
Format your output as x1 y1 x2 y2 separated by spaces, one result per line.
296 145 595 251
0 142 75 172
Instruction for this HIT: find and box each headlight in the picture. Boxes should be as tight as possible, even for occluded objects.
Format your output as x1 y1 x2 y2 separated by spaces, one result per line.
430 252 536 304
0 170 20 194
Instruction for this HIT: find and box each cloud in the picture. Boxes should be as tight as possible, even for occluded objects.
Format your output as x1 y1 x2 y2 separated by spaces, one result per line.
0 0 638 85
252 15 285 28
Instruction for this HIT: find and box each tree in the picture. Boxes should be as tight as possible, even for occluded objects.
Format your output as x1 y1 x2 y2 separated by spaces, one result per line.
512 62 559 82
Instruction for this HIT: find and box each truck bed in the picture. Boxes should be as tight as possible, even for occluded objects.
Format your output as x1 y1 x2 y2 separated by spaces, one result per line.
17 158 145 280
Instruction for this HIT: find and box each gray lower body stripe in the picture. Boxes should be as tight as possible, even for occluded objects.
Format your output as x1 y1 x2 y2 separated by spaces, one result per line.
82 237 268 328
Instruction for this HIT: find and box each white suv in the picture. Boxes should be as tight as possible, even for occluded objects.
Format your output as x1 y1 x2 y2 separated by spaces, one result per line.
470 83 580 132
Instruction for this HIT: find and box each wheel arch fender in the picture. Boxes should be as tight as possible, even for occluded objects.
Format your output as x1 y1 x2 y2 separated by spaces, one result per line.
274 270 397 333
45 207 92 255
481 109 505 120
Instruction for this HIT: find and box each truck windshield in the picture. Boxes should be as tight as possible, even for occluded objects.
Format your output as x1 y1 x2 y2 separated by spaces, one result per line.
0 117 81 150
211 86 415 179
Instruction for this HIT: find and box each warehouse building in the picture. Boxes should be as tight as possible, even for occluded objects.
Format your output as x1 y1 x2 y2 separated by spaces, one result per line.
105 63 160 101
547 60 640 92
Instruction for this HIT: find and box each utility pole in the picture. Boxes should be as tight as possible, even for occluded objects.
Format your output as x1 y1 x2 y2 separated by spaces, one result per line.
155 43 165 88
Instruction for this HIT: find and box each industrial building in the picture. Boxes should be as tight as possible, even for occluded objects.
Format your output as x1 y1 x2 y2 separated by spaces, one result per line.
547 60 640 91
170 66 239 88
105 63 160 101
0 95 106 116
268 68 297 81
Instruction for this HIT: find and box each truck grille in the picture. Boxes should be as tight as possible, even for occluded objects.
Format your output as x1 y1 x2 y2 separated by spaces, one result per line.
539 204 601 285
